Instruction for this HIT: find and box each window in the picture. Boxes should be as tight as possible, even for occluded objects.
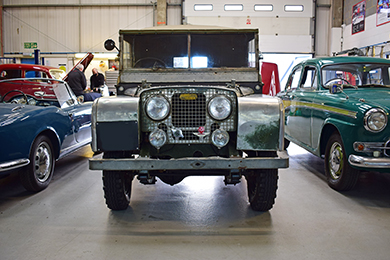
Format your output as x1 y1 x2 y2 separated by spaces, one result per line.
191 57 208 68
301 67 317 89
287 67 302 90
173 57 188 68
254 4 273 12
284 5 304 12
25 70 47 78
224 4 243 11
194 4 213 11
0 69 21 79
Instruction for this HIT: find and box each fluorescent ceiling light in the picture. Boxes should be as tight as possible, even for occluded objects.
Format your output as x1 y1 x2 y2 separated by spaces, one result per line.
75 53 118 59
254 5 273 11
224 4 243 11
284 5 304 12
194 4 213 11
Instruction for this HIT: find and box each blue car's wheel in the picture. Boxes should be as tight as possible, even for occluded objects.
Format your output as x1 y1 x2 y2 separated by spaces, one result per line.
19 135 55 192
324 133 359 191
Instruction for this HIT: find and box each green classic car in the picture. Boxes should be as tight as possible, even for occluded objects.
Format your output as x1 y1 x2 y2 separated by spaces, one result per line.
278 56 390 191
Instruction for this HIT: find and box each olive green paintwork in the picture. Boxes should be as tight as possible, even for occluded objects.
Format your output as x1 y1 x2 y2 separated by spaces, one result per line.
278 56 390 172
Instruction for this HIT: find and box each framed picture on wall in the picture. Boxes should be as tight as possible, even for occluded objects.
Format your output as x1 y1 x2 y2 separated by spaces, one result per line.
352 0 366 34
376 0 390 26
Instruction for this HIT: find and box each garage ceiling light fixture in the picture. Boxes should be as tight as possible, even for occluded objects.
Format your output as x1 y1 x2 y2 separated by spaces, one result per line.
75 53 118 59
194 4 213 11
224 4 243 11
284 5 304 12
254 5 273 11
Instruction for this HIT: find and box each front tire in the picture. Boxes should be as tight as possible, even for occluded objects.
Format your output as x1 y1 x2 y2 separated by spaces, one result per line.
103 171 133 210
19 135 55 192
324 133 359 191
245 169 278 211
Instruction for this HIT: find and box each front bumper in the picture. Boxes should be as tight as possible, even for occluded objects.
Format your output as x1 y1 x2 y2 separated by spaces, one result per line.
349 154 390 168
89 151 289 171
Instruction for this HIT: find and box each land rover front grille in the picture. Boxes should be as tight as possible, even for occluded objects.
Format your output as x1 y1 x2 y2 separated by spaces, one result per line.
171 93 206 127
140 87 237 144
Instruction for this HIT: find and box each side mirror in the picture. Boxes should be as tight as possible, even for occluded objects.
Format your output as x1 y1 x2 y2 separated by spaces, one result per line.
329 84 343 94
104 39 118 51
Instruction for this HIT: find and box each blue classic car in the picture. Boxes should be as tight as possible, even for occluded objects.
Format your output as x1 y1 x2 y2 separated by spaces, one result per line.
278 56 390 191
0 79 92 192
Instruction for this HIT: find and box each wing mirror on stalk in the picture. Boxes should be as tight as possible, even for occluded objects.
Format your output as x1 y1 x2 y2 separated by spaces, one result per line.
329 84 343 94
104 39 120 52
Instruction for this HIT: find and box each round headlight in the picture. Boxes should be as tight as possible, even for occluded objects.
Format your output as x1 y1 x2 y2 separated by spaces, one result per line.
211 129 230 149
145 96 170 121
364 108 387 132
208 96 232 120
149 129 167 149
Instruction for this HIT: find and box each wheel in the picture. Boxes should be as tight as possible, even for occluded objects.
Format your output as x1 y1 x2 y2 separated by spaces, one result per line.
102 171 133 210
1 90 28 103
134 57 167 68
324 133 359 191
19 135 55 192
324 78 350 86
102 151 134 210
245 169 278 211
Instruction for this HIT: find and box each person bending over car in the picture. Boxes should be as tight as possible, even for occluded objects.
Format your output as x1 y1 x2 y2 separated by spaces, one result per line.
67 64 87 97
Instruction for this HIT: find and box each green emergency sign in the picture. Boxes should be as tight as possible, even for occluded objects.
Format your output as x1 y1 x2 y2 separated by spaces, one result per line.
24 42 38 49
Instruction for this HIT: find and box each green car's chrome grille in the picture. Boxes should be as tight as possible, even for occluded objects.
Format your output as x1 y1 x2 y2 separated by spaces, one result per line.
140 87 237 144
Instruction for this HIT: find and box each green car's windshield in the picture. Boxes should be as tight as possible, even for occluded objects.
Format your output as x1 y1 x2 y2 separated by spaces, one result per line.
322 63 390 88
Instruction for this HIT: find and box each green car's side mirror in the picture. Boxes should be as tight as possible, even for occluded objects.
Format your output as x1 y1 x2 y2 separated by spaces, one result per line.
330 84 343 94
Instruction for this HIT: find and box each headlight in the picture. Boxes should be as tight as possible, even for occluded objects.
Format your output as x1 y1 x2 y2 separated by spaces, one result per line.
364 108 387 132
149 129 167 149
208 96 231 120
145 95 170 121
211 129 229 148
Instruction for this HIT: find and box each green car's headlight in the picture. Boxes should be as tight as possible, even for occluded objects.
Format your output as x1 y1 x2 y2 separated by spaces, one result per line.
145 95 170 121
208 95 232 120
364 108 388 132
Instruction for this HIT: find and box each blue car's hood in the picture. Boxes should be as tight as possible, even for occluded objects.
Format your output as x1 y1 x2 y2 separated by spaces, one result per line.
345 88 390 110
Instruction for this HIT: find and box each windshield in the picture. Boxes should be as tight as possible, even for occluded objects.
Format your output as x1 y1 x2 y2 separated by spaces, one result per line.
1 79 77 108
322 63 390 88
49 69 67 80
122 32 256 69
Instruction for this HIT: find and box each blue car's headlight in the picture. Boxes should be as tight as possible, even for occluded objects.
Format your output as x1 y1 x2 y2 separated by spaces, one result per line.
364 108 388 132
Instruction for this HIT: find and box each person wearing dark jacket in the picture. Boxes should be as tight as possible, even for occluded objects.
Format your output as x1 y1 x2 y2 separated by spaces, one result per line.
90 68 105 92
67 64 87 97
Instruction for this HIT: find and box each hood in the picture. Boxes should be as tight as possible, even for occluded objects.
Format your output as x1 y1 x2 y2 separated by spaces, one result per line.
345 88 390 110
62 52 94 82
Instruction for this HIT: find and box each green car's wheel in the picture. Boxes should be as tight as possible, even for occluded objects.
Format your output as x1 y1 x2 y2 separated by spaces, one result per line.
324 133 359 191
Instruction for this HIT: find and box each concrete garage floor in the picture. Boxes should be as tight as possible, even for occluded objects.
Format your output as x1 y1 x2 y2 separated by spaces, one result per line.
1 144 390 260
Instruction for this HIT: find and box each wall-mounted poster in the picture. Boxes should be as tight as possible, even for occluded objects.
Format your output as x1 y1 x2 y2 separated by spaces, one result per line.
352 0 366 34
377 0 390 26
